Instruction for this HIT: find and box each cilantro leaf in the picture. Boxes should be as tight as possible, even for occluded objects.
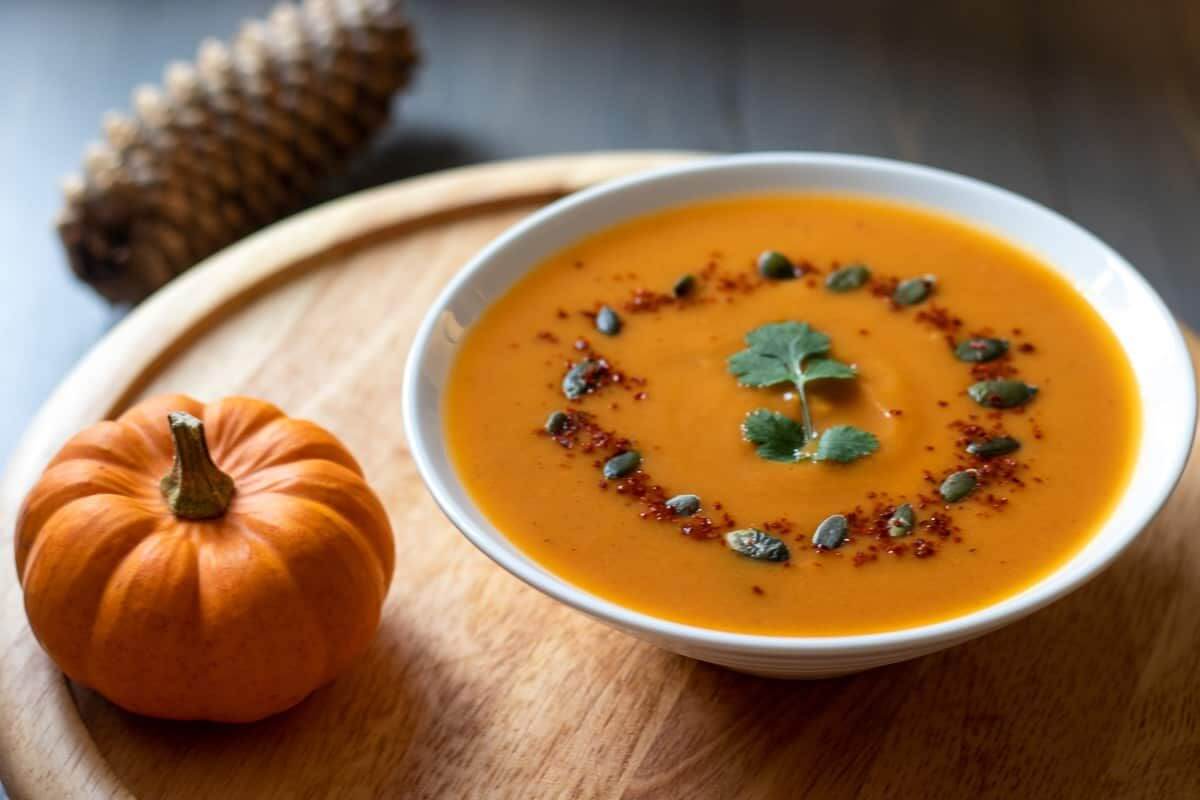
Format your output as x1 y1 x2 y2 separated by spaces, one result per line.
797 357 857 386
728 322 830 387
814 425 880 463
730 321 876 465
745 321 830 360
727 349 793 387
741 409 808 463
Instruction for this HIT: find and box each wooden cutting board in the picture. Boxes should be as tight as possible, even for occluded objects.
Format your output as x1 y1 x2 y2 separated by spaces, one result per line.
2 152 1198 800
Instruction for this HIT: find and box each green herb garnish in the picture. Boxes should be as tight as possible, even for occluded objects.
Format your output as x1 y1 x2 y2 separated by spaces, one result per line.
729 322 876 463
741 409 808 462
742 413 878 464
813 425 880 463
728 322 854 437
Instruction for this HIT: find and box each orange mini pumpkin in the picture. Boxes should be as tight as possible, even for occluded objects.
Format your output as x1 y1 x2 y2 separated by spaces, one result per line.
15 394 394 722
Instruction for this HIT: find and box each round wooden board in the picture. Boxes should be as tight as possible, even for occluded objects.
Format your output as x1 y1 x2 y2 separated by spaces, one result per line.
2 152 1198 800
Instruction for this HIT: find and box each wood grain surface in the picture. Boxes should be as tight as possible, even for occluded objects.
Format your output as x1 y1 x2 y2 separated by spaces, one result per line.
2 153 1199 800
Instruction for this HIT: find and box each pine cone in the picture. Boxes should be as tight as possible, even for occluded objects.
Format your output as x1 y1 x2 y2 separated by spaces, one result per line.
57 0 418 303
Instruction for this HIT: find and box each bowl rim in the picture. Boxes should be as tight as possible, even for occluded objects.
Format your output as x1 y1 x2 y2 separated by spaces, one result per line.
402 151 1196 654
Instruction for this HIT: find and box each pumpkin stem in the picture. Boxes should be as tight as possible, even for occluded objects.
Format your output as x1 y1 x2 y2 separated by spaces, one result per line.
160 411 235 519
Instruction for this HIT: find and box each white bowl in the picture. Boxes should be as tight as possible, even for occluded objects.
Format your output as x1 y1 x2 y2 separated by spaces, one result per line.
402 153 1195 678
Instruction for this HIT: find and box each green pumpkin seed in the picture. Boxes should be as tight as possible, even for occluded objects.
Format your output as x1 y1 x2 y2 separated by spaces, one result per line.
893 275 935 306
812 514 849 550
562 359 602 399
966 436 1020 458
595 305 622 336
954 337 1009 363
725 528 790 562
545 410 570 435
940 470 978 503
888 503 915 538
602 450 641 480
967 379 1038 409
757 250 796 280
665 493 701 516
672 273 697 298
825 263 871 292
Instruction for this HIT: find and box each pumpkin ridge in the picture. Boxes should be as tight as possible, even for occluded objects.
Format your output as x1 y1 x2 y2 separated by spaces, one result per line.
84 516 180 683
23 497 163 685
121 414 174 468
232 460 394 581
46 420 151 471
116 394 205 465
87 524 203 708
237 473 393 590
203 397 286 464
220 417 364 477
230 458 366 494
21 494 157 583
18 486 160 581
222 516 334 682
239 495 389 605
16 458 152 549
234 501 386 682
42 459 162 502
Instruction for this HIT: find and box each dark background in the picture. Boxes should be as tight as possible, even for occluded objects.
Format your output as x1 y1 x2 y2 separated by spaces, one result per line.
4 0 1200 473
0 2 1198 795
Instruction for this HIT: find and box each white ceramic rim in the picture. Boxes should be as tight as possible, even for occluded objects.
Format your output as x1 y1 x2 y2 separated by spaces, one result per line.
403 152 1196 655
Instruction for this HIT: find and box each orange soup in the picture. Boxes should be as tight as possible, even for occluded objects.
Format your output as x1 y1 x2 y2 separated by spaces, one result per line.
444 195 1139 635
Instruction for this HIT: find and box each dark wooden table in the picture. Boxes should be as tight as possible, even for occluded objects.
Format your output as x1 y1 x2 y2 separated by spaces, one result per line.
1 1 1199 796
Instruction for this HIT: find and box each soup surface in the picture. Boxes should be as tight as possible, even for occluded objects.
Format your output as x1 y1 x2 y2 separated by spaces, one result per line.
444 194 1139 635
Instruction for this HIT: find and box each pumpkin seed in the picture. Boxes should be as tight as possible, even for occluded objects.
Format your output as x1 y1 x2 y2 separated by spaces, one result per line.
757 250 796 280
825 263 871 292
545 410 570 435
562 359 602 399
940 470 978 503
665 493 701 516
893 275 935 306
595 305 622 336
812 513 849 550
672 273 697 298
888 503 915 538
954 337 1009 363
966 436 1020 458
602 450 641 480
725 528 790 562
967 379 1038 409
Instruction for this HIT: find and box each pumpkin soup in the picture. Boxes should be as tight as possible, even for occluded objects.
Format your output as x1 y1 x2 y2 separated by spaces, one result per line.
444 194 1139 636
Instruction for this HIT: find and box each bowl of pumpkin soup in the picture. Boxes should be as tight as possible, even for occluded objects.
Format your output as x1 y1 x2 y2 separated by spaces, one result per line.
403 153 1194 678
